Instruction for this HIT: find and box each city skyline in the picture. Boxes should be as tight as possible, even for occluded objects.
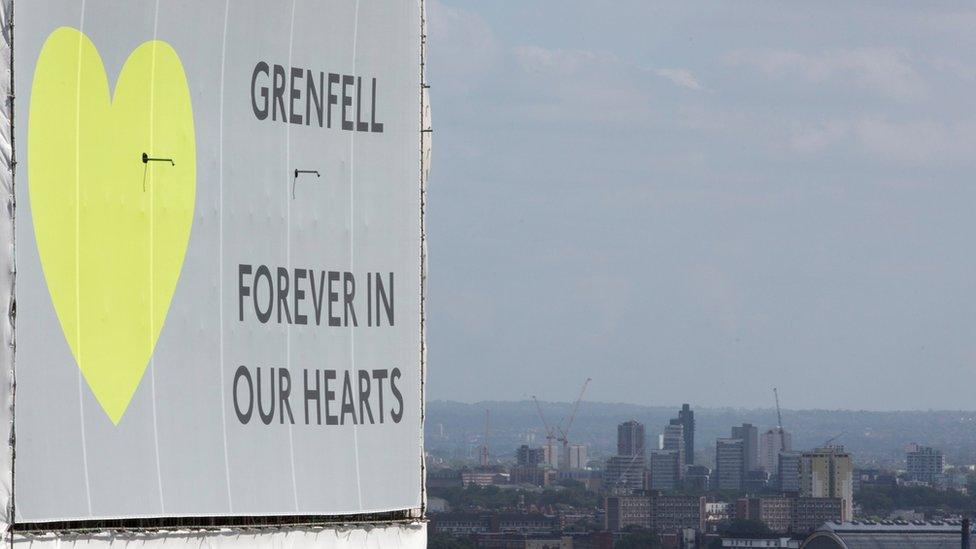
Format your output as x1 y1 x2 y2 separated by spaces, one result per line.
427 401 971 545
427 1 976 411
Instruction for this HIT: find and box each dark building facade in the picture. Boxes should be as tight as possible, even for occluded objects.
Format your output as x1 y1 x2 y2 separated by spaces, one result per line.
516 444 545 467
670 403 695 465
617 420 646 458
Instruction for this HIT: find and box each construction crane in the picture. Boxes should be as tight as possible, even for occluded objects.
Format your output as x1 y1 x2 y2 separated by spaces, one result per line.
532 396 557 467
773 387 786 452
479 409 490 467
555 378 591 470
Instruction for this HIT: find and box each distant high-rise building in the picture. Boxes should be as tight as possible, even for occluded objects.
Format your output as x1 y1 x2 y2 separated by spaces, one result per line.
778 451 802 493
662 423 686 470
542 442 558 469
732 423 759 472
649 450 682 491
618 420 646 458
516 444 545 467
760 428 792 472
905 443 945 486
801 447 854 521
669 404 695 465
564 444 587 470
605 455 645 494
715 438 745 491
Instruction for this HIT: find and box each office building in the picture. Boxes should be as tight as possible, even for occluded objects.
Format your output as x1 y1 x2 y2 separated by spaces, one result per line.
800 447 854 521
905 443 945 486
732 423 759 472
778 451 802 493
649 450 682 491
618 420 646 458
604 455 645 494
662 423 686 470
760 428 792 472
715 438 745 491
671 403 695 465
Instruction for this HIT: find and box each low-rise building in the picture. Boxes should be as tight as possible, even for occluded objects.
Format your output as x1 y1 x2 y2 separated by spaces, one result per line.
496 513 559 534
430 513 558 537
722 539 799 548
737 497 793 533
800 520 972 548
791 497 842 534
430 513 492 535
427 468 463 489
706 502 732 532
604 493 705 533
604 494 651 531
512 465 556 487
462 470 510 487
731 496 843 534
852 468 897 492
473 533 573 549
557 468 601 491
653 494 706 533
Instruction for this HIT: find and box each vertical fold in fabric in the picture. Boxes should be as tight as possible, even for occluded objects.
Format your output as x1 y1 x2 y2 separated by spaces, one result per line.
0 0 14 536
418 0 430 519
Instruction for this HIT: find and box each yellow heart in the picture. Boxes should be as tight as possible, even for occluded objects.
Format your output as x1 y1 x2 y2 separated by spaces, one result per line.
28 27 196 424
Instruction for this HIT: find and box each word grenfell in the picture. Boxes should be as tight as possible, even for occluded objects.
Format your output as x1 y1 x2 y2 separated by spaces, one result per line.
238 264 394 327
250 61 384 131
232 366 405 426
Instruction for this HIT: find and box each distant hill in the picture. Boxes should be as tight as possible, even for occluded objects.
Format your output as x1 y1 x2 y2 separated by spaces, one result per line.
425 400 976 468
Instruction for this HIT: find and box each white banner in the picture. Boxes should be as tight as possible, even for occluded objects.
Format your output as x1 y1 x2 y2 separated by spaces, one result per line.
13 0 423 522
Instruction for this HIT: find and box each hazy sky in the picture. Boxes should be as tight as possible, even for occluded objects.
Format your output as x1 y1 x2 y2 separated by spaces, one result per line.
425 1 976 410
